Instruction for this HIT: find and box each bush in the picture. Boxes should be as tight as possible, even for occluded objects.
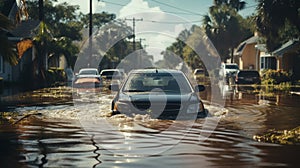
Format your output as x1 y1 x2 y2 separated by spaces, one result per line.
261 69 290 85
46 67 67 85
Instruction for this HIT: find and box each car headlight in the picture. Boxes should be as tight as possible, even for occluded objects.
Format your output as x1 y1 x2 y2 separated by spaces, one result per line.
187 103 199 114
187 101 205 114
113 102 131 113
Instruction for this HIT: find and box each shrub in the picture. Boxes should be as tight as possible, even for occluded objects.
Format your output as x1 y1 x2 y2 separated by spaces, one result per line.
46 67 67 85
261 69 290 85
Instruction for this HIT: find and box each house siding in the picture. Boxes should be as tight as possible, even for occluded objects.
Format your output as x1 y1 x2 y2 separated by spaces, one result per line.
240 43 258 70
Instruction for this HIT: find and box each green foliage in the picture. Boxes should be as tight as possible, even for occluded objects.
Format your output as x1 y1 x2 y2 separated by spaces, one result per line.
255 0 300 51
26 0 84 68
213 0 246 11
0 13 18 65
254 126 300 145
261 69 291 85
26 0 118 69
81 12 116 29
46 67 67 86
202 2 252 61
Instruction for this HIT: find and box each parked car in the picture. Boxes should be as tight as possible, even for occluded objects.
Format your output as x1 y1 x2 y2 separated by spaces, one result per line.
100 69 125 86
73 68 102 88
109 69 207 119
235 70 261 85
219 63 239 78
193 68 206 81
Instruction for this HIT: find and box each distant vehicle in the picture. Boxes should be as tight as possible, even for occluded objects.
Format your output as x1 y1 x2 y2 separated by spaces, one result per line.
235 70 261 85
109 69 207 119
73 68 102 88
193 68 206 80
219 63 239 78
100 69 125 86
65 68 74 82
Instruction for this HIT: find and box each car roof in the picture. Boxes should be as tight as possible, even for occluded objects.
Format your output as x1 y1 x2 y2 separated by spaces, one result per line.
79 68 98 71
129 69 183 75
238 70 259 72
100 69 120 72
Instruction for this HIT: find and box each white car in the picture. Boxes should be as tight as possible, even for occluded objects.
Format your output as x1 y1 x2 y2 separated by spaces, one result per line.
77 68 100 78
219 63 239 78
73 68 102 88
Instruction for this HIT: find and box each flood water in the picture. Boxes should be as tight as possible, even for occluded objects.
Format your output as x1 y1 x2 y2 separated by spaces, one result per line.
1 85 300 168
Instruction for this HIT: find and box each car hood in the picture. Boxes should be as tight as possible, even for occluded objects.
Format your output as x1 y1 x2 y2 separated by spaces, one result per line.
76 74 100 78
225 69 238 74
118 92 200 103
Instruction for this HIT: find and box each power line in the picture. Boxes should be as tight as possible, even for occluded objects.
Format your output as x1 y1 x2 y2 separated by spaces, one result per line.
143 20 202 24
149 0 204 16
101 0 204 16
100 0 124 7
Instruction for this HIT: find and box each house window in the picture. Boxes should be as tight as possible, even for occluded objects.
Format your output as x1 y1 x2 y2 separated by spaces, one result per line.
261 56 276 70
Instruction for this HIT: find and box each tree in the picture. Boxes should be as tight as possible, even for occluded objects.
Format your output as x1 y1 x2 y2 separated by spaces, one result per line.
0 13 18 65
202 1 252 61
213 0 246 11
26 1 84 68
161 29 191 68
255 0 300 51
81 12 116 29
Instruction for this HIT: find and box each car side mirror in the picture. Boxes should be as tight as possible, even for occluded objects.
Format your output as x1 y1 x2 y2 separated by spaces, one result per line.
109 84 119 91
195 85 205 92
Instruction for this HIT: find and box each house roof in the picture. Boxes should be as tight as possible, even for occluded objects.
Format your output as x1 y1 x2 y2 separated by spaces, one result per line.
272 39 300 56
234 36 259 56
10 20 40 38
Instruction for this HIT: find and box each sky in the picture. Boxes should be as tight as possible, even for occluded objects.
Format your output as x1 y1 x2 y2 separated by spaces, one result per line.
57 0 257 61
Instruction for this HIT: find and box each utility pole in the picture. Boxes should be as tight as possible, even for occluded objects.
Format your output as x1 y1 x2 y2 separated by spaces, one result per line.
125 17 143 51
138 38 146 68
89 0 93 38
88 0 93 67
139 38 146 50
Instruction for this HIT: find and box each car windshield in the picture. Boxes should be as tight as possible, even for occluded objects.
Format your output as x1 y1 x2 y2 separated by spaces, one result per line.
238 71 259 77
101 71 119 76
194 69 204 74
123 72 193 94
225 65 239 69
79 70 98 75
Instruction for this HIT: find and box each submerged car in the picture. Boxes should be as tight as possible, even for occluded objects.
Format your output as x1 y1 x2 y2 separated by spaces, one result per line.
109 69 207 119
73 68 102 88
100 69 125 87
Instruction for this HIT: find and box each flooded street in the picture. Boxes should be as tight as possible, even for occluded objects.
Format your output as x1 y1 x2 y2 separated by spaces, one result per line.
1 86 300 167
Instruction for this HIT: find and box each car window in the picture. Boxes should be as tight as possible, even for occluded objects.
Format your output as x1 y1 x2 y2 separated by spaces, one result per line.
123 73 192 93
238 71 259 77
79 70 98 75
194 69 204 74
101 71 118 76
225 65 239 69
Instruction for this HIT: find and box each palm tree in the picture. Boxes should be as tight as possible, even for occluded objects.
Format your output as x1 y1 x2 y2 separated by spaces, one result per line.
0 13 18 65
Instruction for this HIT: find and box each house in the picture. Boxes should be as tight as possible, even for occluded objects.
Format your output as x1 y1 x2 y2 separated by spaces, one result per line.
234 34 299 81
0 20 39 82
234 34 260 70
272 39 300 81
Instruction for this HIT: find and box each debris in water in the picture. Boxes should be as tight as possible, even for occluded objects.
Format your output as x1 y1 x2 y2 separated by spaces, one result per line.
253 126 300 145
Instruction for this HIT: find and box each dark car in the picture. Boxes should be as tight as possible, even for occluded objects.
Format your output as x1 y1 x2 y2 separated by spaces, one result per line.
109 69 207 120
235 70 261 85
